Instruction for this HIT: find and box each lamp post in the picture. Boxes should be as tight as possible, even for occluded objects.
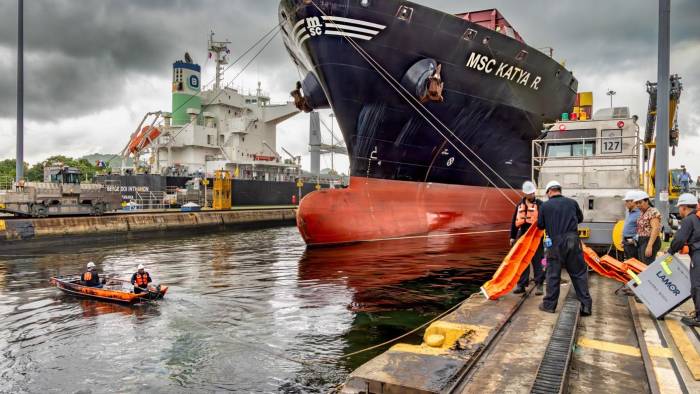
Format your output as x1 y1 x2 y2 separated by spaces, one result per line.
606 89 616 109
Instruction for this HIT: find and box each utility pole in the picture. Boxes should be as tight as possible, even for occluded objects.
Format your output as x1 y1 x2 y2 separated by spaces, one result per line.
655 0 671 234
606 89 616 108
16 0 24 182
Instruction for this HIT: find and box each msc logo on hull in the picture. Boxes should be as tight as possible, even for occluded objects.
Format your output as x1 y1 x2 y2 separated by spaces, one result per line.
293 15 386 46
305 17 324 37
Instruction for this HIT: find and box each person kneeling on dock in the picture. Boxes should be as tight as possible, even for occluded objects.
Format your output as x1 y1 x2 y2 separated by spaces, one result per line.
131 264 152 294
81 262 103 288
666 193 700 327
537 181 593 316
510 181 545 295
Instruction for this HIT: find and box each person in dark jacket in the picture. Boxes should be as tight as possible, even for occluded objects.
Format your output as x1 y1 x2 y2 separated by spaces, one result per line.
81 262 102 288
131 264 153 294
537 181 593 316
667 193 700 327
510 181 545 295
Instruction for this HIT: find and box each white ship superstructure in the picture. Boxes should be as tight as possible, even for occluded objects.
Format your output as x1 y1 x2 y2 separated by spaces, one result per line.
124 33 300 181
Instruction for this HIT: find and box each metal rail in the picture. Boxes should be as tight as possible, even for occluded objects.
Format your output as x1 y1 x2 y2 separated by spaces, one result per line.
0 206 296 220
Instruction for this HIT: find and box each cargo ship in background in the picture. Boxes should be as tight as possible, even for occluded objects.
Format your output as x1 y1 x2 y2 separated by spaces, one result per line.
279 0 578 245
94 33 337 207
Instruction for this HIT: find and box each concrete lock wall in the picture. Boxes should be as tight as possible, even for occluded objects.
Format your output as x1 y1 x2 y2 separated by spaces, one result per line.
0 209 296 246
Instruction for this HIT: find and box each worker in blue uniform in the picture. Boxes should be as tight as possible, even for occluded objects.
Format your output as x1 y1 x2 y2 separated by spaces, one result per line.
537 181 593 316
621 190 642 260
510 181 545 295
667 193 700 327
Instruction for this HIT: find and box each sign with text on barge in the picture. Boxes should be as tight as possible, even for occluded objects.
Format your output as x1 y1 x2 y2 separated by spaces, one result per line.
627 254 691 318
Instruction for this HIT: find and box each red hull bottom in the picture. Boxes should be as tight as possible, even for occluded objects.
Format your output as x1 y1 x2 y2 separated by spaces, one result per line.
296 177 520 246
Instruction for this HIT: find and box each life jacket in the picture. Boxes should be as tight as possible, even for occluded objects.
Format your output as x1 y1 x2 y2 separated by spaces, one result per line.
680 210 700 254
515 200 538 228
134 272 149 287
83 271 93 281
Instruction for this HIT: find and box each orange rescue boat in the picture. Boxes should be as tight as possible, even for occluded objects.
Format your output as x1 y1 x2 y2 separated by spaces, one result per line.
50 276 168 304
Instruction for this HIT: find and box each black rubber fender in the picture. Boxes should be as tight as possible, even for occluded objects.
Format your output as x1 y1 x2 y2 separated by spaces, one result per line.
301 72 330 110
400 58 438 99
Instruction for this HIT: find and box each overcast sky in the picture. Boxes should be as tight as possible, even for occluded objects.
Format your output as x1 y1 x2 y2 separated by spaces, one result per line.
0 0 698 176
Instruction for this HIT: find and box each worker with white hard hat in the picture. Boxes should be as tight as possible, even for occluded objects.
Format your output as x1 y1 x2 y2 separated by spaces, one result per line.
667 193 700 327
633 191 662 265
509 181 545 295
621 191 643 260
536 180 593 316
131 264 153 294
81 261 102 288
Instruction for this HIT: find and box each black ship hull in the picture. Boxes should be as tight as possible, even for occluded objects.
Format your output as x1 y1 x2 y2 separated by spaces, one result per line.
280 0 577 187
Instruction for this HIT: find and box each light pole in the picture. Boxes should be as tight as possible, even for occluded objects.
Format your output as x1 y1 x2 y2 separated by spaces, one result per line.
329 113 335 178
16 0 23 182
606 89 616 108
655 0 671 235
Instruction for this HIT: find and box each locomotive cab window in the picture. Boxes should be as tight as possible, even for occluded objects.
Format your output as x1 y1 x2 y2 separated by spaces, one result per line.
546 141 595 157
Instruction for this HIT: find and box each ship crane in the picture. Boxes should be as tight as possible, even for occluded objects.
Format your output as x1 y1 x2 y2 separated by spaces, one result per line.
642 75 683 202
308 112 348 176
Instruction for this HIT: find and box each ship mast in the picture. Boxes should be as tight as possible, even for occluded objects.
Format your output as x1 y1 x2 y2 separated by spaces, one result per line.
208 31 231 91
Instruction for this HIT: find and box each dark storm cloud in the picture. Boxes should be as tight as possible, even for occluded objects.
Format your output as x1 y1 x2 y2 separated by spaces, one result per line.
0 0 698 134
0 0 288 120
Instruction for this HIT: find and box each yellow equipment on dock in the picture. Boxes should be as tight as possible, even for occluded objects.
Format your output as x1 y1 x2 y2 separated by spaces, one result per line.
212 170 232 210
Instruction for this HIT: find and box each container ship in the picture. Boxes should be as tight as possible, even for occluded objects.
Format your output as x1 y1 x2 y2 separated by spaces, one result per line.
279 0 578 245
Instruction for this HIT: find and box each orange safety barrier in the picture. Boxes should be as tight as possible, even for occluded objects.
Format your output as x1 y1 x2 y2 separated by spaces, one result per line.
481 224 544 300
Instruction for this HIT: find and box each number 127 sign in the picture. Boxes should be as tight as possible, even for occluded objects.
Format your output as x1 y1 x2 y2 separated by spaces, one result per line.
601 129 622 154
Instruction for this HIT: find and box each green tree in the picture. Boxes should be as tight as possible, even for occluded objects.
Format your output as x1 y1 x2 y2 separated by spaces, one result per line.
0 159 30 181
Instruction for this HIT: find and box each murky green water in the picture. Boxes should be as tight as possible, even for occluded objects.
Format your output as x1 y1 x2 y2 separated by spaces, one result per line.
0 226 506 393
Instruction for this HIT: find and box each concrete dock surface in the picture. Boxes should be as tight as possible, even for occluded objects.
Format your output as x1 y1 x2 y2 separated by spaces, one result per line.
342 255 700 393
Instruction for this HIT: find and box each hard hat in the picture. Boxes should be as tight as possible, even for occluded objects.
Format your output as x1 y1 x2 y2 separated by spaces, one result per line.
545 180 561 192
677 193 699 207
138 264 145 270
623 190 641 201
87 262 95 268
633 191 650 202
522 181 537 194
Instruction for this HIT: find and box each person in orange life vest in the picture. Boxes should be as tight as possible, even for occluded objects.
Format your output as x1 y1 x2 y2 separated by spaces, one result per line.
510 181 545 295
81 262 102 288
666 194 700 327
131 264 153 294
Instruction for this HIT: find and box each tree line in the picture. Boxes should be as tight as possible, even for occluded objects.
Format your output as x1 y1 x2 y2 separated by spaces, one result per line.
0 156 107 182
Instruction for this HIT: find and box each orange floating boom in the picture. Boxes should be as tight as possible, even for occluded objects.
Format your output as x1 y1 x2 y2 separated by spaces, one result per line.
481 224 544 300
582 245 629 283
581 244 647 283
